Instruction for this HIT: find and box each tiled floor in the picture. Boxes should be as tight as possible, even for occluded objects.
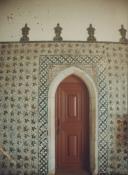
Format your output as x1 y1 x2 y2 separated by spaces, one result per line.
55 170 90 175
55 173 90 175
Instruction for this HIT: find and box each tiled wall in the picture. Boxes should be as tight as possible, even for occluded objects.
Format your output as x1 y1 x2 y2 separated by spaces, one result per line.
0 42 128 175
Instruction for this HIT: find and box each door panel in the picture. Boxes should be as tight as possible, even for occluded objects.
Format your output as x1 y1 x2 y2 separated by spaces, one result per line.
56 75 90 172
68 95 77 118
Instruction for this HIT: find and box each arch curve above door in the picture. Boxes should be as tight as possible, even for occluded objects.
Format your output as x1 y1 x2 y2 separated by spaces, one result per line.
48 66 98 175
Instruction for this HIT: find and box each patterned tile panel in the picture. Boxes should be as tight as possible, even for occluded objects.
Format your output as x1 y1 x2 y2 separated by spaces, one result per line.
0 42 127 175
0 53 39 175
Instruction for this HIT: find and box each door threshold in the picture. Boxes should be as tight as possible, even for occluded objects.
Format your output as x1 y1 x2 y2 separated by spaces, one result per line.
55 169 90 175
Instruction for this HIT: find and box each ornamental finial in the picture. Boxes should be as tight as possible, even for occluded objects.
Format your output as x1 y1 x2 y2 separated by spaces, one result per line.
86 24 96 42
53 23 63 41
20 24 30 42
119 25 128 43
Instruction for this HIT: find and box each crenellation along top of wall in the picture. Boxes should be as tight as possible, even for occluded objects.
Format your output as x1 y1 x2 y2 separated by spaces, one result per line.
0 41 128 45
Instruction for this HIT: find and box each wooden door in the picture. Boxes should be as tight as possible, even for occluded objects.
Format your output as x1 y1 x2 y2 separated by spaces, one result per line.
55 75 90 174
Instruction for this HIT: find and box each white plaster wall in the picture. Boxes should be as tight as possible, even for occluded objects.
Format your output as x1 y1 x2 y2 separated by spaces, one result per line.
0 0 128 42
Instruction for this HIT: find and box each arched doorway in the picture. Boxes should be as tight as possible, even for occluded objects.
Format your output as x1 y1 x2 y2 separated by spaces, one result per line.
55 75 90 174
48 66 98 175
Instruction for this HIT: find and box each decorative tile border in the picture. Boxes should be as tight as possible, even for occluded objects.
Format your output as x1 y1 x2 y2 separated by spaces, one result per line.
39 55 108 174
